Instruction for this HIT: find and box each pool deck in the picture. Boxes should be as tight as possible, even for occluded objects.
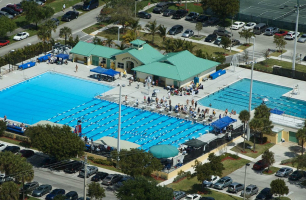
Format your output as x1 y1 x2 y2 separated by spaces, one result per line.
1 61 306 127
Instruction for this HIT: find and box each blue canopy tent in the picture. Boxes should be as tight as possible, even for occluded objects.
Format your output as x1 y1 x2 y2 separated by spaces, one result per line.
103 69 120 77
210 116 237 133
270 108 284 115
90 67 108 74
55 54 69 64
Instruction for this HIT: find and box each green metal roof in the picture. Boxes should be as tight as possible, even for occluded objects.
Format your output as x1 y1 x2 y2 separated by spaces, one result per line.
70 41 96 56
90 45 121 59
125 44 164 64
130 39 146 46
133 51 220 81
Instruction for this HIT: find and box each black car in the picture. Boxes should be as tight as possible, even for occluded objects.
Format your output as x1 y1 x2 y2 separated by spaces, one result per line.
91 172 108 182
168 25 183 35
288 170 306 181
213 29 232 37
207 17 220 25
152 2 168 14
20 181 39 193
41 157 58 168
255 188 273 200
304 56 306 61
137 11 151 19
20 149 35 158
1 7 18 17
46 189 66 200
172 9 188 19
197 15 209 22
65 191 78 200
64 161 84 173
162 9 175 17
61 11 79 22
2 146 20 154
205 33 217 42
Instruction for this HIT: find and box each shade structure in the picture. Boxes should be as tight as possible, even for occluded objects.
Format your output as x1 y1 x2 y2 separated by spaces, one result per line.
184 138 206 148
270 108 284 115
149 144 179 158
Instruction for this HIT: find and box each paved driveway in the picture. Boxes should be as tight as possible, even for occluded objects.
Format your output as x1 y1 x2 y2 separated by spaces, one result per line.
269 142 301 165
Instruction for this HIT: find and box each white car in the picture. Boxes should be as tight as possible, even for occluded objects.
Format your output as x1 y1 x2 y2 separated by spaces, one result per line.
184 194 201 200
202 175 220 187
0 143 7 151
285 31 300 40
13 32 29 40
231 21 245 30
243 22 256 30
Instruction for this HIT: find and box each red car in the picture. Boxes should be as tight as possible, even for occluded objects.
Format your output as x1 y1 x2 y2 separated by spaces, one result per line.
275 30 288 37
253 160 269 170
0 39 10 47
6 4 23 14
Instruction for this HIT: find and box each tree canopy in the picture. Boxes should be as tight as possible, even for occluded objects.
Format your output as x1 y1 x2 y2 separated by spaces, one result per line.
0 120 6 137
0 181 20 200
116 176 173 200
273 35 287 53
296 127 306 155
220 36 231 52
111 149 162 177
270 179 289 199
0 17 17 37
59 26 72 45
88 182 106 200
201 0 239 22
25 124 84 160
262 149 275 171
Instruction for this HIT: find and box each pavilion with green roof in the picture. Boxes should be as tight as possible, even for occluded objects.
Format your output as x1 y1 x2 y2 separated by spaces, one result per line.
70 39 220 87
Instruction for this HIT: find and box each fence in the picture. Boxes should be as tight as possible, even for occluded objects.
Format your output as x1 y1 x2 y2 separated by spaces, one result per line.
273 67 306 81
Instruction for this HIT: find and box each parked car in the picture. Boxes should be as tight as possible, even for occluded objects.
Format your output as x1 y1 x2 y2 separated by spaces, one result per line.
41 157 58 168
91 172 108 182
137 11 151 19
207 17 219 25
168 25 183 35
196 15 208 22
213 29 232 37
285 31 300 40
213 176 233 190
153 2 169 14
253 23 267 35
173 191 186 200
173 9 188 19
255 188 272 200
227 182 244 193
64 161 84 173
46 189 66 200
253 160 268 170
243 22 256 30
184 194 201 200
50 160 74 171
241 184 258 197
185 12 199 21
112 176 133 191
231 21 245 30
275 167 293 177
288 170 306 181
182 29 194 38
13 32 29 41
20 149 34 158
162 9 175 17
275 30 288 36
65 191 78 200
202 175 220 187
199 198 215 200
0 174 13 184
61 11 79 22
298 34 306 43
6 4 23 14
20 181 39 193
231 39 241 46
82 0 99 11
1 7 18 17
213 37 222 46
32 184 52 197
102 174 123 186
0 11 14 19
264 27 279 36
77 198 90 200
2 146 20 154
205 33 217 42
79 166 98 178
51 18 60 26
0 143 7 151
0 39 10 47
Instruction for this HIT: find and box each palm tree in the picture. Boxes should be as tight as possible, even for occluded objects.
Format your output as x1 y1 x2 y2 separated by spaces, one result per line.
158 25 167 41
93 36 103 45
184 41 196 53
115 41 128 50
249 118 263 151
37 26 52 53
173 38 185 52
59 26 72 45
162 38 174 53
105 37 114 47
254 104 270 119
129 19 141 35
239 110 250 152
296 127 306 155
145 20 159 43
122 30 137 43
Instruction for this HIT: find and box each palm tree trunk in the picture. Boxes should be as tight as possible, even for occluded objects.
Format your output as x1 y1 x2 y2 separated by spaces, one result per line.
243 122 246 152
253 133 256 151
65 36 67 45
302 139 304 155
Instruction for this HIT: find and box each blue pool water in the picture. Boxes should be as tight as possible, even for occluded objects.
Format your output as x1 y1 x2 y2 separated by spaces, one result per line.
0 72 113 124
0 72 212 150
198 79 306 118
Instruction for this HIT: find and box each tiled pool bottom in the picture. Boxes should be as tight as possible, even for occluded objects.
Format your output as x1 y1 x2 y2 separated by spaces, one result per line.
198 79 306 118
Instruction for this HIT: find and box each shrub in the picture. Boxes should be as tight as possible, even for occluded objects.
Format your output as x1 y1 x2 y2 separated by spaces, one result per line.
216 63 230 71
0 120 6 137
88 156 94 161
173 171 190 182
281 158 293 165
160 174 168 180
3 131 15 139
92 158 114 166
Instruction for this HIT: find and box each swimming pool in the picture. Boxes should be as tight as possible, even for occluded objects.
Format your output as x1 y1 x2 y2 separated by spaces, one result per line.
198 79 306 118
0 72 113 124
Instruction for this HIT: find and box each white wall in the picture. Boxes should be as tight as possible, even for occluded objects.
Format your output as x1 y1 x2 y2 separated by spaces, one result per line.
136 72 150 81
166 78 174 86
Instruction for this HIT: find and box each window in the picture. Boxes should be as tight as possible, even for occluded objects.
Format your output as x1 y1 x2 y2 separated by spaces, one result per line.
101 58 106 64
117 62 124 69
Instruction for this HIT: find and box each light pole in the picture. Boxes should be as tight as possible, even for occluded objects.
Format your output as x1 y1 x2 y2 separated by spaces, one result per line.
230 17 233 52
246 36 255 140
117 26 123 42
243 163 250 200
292 0 300 75
135 0 137 18
117 83 122 168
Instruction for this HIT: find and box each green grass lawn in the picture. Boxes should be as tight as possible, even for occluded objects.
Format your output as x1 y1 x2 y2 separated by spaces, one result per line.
72 157 122 173
231 140 275 158
279 197 291 200
190 35 206 40
147 2 204 13
269 50 287 57
237 43 253 50
82 22 112 34
262 166 280 175
47 0 84 13
28 197 40 200
222 158 250 176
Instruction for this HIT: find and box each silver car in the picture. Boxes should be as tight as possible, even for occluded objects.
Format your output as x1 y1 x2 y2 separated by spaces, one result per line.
241 184 258 197
227 182 244 193
298 34 306 43
182 29 194 38
0 11 14 19
79 166 98 178
32 184 52 197
275 167 293 177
